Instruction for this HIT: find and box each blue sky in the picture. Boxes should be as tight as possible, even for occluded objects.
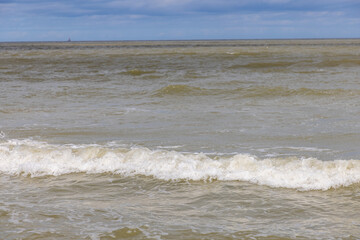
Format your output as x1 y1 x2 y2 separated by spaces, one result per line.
1 0 359 41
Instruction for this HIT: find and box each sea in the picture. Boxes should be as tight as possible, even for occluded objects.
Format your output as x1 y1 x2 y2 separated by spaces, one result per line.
1 39 360 239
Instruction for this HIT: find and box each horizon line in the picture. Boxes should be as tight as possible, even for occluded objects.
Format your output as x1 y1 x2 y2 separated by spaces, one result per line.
1 37 360 43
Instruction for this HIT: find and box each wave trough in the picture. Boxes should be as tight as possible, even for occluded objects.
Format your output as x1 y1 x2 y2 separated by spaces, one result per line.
1 139 360 191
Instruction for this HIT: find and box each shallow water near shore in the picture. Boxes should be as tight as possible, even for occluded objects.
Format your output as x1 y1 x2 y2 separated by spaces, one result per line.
1 39 360 239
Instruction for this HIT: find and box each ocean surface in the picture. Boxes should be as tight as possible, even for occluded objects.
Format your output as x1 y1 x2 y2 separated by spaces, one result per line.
1 39 360 239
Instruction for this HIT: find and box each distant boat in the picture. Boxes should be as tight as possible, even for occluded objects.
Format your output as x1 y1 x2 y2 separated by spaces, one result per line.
67 38 71 42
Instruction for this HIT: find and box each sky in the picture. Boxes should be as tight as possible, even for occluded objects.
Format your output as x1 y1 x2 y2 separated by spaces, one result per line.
0 0 359 41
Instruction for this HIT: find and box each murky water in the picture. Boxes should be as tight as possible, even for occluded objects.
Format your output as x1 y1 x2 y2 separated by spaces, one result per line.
1 39 360 239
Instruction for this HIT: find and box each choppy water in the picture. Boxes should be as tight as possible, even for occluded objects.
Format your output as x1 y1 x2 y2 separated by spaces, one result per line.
1 39 360 239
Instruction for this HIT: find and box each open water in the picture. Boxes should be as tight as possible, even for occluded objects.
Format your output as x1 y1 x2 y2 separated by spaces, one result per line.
1 39 360 239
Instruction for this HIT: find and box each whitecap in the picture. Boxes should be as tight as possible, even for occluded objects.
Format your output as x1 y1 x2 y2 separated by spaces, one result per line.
1 139 360 191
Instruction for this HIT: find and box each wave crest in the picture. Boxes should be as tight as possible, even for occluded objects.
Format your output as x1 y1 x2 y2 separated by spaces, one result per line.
153 84 208 97
1 139 360 191
152 85 358 98
122 69 155 76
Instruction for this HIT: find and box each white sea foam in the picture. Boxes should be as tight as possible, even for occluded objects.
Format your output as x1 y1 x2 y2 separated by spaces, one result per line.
0 131 5 139
1 139 360 191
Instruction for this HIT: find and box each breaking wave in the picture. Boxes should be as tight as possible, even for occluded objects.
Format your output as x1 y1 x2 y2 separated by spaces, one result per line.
1 139 360 191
